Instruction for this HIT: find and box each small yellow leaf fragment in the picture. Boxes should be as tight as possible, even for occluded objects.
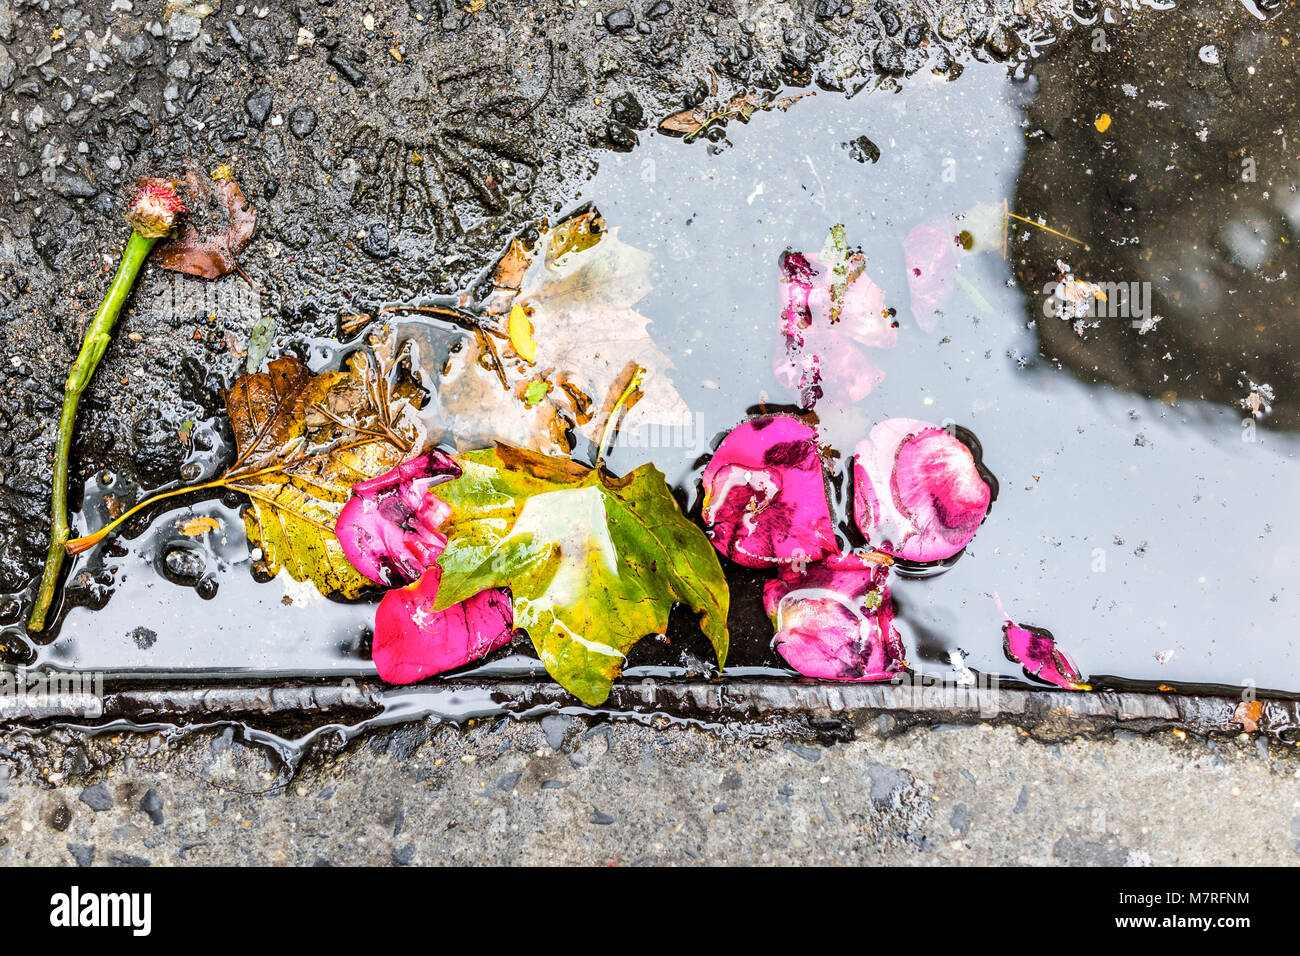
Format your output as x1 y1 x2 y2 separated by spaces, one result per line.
509 303 538 363
178 516 221 537
1094 113 1112 132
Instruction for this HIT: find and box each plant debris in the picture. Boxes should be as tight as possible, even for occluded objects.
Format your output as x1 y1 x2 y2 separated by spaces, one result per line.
153 164 257 280
431 443 730 705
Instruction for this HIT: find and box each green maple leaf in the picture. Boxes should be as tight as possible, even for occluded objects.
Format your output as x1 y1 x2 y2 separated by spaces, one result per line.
433 444 730 705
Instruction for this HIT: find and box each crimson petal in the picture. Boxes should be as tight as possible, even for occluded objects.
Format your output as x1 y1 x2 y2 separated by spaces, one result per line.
336 451 461 587
997 597 1089 690
373 568 515 684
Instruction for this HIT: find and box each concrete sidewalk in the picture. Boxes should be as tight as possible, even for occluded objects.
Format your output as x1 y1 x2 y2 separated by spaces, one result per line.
1 717 1295 865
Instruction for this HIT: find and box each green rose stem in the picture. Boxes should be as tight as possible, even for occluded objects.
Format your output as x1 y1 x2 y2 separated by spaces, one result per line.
27 181 186 632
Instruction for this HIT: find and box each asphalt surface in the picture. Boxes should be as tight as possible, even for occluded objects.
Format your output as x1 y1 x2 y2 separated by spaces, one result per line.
3 0 1298 866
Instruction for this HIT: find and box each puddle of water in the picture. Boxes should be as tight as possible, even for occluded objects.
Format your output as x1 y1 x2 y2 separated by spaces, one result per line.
8 33 1300 697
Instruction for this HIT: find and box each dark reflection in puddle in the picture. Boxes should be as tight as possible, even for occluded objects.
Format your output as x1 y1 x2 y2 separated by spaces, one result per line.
10 7 1299 698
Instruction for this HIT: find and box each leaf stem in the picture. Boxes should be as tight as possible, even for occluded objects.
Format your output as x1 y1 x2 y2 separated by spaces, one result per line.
63 476 230 556
1006 212 1087 248
595 365 646 469
28 230 157 631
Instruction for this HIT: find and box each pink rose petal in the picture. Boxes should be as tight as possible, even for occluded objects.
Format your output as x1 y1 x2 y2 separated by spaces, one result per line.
336 451 461 587
702 415 838 569
763 553 905 681
996 595 1089 690
853 418 992 563
373 567 515 684
776 247 895 410
904 217 960 333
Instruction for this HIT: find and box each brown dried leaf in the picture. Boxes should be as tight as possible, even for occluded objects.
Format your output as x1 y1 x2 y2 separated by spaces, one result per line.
491 236 533 292
220 338 427 597
768 91 815 112
154 164 257 279
658 109 707 136
1233 699 1264 733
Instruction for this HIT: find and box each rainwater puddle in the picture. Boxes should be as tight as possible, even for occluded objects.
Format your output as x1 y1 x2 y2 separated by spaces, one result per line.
11 15 1300 703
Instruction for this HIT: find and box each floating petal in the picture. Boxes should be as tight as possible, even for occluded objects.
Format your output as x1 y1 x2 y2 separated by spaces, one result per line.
336 451 461 587
853 418 991 562
997 596 1089 690
763 554 905 681
702 416 837 569
372 568 514 684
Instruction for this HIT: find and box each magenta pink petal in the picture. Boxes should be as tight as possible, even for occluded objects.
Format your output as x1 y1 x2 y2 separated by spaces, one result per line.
336 451 461 587
702 415 837 569
852 418 991 562
372 567 515 684
998 601 1089 691
763 554 905 681
776 248 894 410
780 251 816 337
904 217 959 333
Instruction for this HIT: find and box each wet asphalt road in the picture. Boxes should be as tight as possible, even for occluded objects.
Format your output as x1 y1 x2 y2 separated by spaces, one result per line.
3 0 1299 865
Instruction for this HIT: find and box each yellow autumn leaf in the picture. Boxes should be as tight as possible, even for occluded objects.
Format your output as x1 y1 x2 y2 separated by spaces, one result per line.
1094 113 1112 132
68 335 428 600
177 516 221 536
508 303 538 362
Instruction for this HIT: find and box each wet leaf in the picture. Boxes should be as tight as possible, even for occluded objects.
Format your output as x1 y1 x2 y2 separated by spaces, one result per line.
435 333 572 456
853 418 992 563
225 346 427 598
763 554 905 681
769 91 815 112
492 236 532 292
523 380 551 407
439 209 691 455
658 109 707 136
432 443 730 705
69 338 431 592
997 596 1089 690
177 516 220 536
508 303 538 362
153 164 256 279
701 415 838 569
1233 699 1263 733
245 313 277 372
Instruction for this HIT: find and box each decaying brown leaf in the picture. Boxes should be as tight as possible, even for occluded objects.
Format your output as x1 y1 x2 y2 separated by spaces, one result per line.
1233 699 1264 733
68 334 429 599
658 109 708 136
657 90 814 139
154 163 257 279
225 342 427 597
